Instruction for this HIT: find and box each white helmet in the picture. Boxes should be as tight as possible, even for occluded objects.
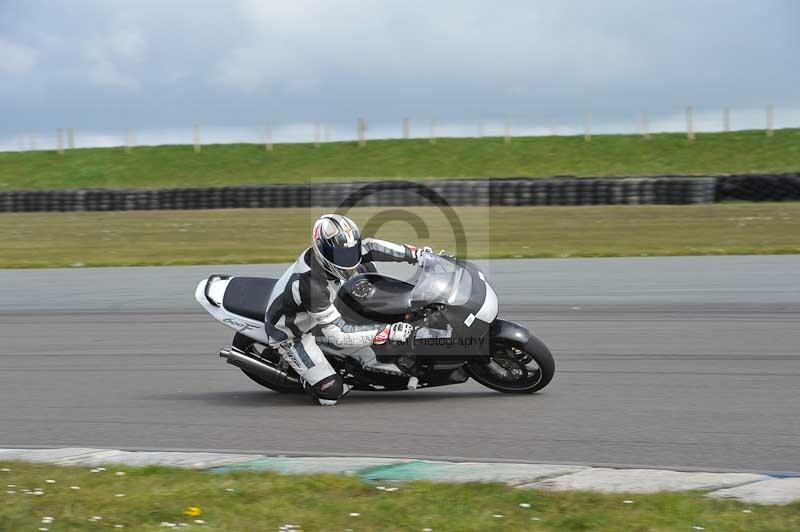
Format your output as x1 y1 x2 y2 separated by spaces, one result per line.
312 214 362 280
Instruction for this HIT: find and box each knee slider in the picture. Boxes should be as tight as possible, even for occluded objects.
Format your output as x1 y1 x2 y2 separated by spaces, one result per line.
312 374 344 400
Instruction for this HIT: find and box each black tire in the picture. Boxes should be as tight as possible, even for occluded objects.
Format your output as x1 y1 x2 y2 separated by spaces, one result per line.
466 334 555 394
232 333 302 394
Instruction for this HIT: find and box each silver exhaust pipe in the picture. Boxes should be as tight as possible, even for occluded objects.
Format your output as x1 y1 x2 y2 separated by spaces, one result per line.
219 346 301 387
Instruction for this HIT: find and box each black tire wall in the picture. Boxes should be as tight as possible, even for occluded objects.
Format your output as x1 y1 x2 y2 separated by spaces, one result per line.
1 174 797 213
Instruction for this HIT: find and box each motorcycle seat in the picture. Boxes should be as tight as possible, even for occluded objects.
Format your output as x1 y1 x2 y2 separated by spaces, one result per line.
222 277 277 321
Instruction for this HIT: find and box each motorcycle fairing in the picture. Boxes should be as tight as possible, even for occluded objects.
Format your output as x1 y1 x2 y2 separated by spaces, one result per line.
195 277 271 345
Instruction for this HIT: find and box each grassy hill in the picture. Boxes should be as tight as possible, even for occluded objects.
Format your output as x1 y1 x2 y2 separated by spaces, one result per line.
0 129 798 190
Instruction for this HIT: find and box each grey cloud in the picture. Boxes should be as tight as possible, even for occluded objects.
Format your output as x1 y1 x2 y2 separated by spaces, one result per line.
0 38 37 74
0 0 798 139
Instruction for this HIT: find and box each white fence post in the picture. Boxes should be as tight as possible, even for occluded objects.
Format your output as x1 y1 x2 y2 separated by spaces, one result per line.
766 104 775 137
17 133 25 151
686 106 695 141
723 107 731 132
504 116 511 144
358 117 366 147
584 112 591 142
403 117 410 139
124 129 134 154
56 128 64 155
264 124 273 152
67 128 75 149
193 124 202 152
549 117 558 136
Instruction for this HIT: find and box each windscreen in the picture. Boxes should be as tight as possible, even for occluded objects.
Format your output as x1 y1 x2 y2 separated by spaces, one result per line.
410 255 472 306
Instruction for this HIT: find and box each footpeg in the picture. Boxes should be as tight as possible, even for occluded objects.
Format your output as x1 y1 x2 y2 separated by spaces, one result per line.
407 376 419 390
362 362 405 376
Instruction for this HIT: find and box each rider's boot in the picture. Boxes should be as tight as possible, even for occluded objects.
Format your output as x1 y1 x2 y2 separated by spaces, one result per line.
353 349 420 390
354 349 405 376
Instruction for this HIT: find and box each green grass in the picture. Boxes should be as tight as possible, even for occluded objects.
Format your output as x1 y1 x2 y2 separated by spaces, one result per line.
1 204 799 268
1 460 797 531
1 129 799 190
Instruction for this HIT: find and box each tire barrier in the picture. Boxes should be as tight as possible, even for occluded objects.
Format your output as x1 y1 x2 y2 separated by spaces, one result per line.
715 173 800 202
0 174 778 214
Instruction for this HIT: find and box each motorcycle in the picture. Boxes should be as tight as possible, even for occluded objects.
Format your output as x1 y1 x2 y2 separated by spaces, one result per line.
195 253 554 396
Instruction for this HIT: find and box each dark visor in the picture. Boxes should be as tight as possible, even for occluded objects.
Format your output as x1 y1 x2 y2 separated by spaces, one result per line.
328 242 361 268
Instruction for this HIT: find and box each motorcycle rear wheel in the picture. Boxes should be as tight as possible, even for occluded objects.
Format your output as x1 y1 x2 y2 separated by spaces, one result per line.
466 335 555 393
232 333 302 394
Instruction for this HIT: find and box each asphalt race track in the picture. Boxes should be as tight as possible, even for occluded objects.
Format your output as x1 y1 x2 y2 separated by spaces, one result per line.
1 256 799 473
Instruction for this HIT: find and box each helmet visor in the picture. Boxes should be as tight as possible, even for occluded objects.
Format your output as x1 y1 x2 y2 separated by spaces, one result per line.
330 241 361 268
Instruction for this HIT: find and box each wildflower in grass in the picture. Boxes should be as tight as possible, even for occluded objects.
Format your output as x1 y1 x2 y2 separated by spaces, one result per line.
348 512 360 517
115 471 126 476
519 503 531 508
184 506 202 517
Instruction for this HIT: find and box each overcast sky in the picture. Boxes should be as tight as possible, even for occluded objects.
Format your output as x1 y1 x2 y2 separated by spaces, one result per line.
1 0 799 147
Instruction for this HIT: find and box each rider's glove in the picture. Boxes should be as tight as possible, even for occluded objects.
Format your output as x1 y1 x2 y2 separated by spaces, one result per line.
409 246 433 265
373 322 413 344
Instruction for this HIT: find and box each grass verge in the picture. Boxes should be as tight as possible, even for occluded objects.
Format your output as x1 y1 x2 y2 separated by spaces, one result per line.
1 460 797 531
1 129 799 190
1 204 799 268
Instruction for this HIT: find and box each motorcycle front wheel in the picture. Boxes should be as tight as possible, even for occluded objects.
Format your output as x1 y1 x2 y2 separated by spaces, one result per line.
465 334 555 393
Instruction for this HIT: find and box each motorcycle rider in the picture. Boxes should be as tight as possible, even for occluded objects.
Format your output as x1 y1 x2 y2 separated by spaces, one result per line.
264 214 430 406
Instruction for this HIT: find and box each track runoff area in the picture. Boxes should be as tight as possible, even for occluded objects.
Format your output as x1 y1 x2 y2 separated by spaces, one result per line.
1 255 798 487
